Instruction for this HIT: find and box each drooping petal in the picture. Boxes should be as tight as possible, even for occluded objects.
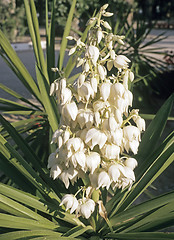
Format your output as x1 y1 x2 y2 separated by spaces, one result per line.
97 171 111 190
108 164 120 182
100 82 111 101
87 45 100 66
86 152 101 174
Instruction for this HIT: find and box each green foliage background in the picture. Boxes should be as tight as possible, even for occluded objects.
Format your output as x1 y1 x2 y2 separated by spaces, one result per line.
0 0 173 239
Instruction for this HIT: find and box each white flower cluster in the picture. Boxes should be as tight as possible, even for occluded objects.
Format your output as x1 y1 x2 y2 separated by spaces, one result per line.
48 4 145 219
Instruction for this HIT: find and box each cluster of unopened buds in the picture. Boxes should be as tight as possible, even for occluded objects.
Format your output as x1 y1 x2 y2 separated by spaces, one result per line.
48 4 145 219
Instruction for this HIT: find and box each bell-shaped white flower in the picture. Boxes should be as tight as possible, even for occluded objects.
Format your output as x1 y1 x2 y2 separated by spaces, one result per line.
50 82 58 96
124 158 138 170
123 126 140 142
121 166 135 182
123 90 133 107
67 137 84 153
108 164 121 182
62 101 78 121
60 78 67 90
115 97 127 113
78 198 95 219
129 140 140 154
86 152 101 174
63 129 70 143
114 55 130 69
60 194 79 214
47 153 57 169
61 87 72 105
124 138 139 154
50 164 62 180
77 74 86 88
100 82 111 101
110 128 123 146
97 171 111 190
51 129 63 144
78 82 94 102
111 82 125 98
77 109 94 129
87 45 100 66
85 128 107 149
93 100 110 113
134 116 146 131
71 151 86 169
59 168 78 189
101 143 120 160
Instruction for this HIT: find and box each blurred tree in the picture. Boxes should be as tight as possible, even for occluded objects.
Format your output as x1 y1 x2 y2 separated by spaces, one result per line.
0 0 27 41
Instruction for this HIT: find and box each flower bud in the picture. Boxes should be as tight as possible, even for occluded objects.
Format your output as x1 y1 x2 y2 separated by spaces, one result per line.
101 4 109 10
102 21 112 30
102 12 114 17
129 71 134 82
97 29 103 44
110 49 115 60
69 46 76 55
107 60 114 71
98 65 107 80
50 82 56 96
77 74 85 88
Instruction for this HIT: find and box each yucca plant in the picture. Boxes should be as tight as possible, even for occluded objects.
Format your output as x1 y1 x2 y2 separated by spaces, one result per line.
0 1 174 239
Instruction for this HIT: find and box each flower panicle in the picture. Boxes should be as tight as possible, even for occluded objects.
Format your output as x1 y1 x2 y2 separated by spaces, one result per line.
48 4 145 219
